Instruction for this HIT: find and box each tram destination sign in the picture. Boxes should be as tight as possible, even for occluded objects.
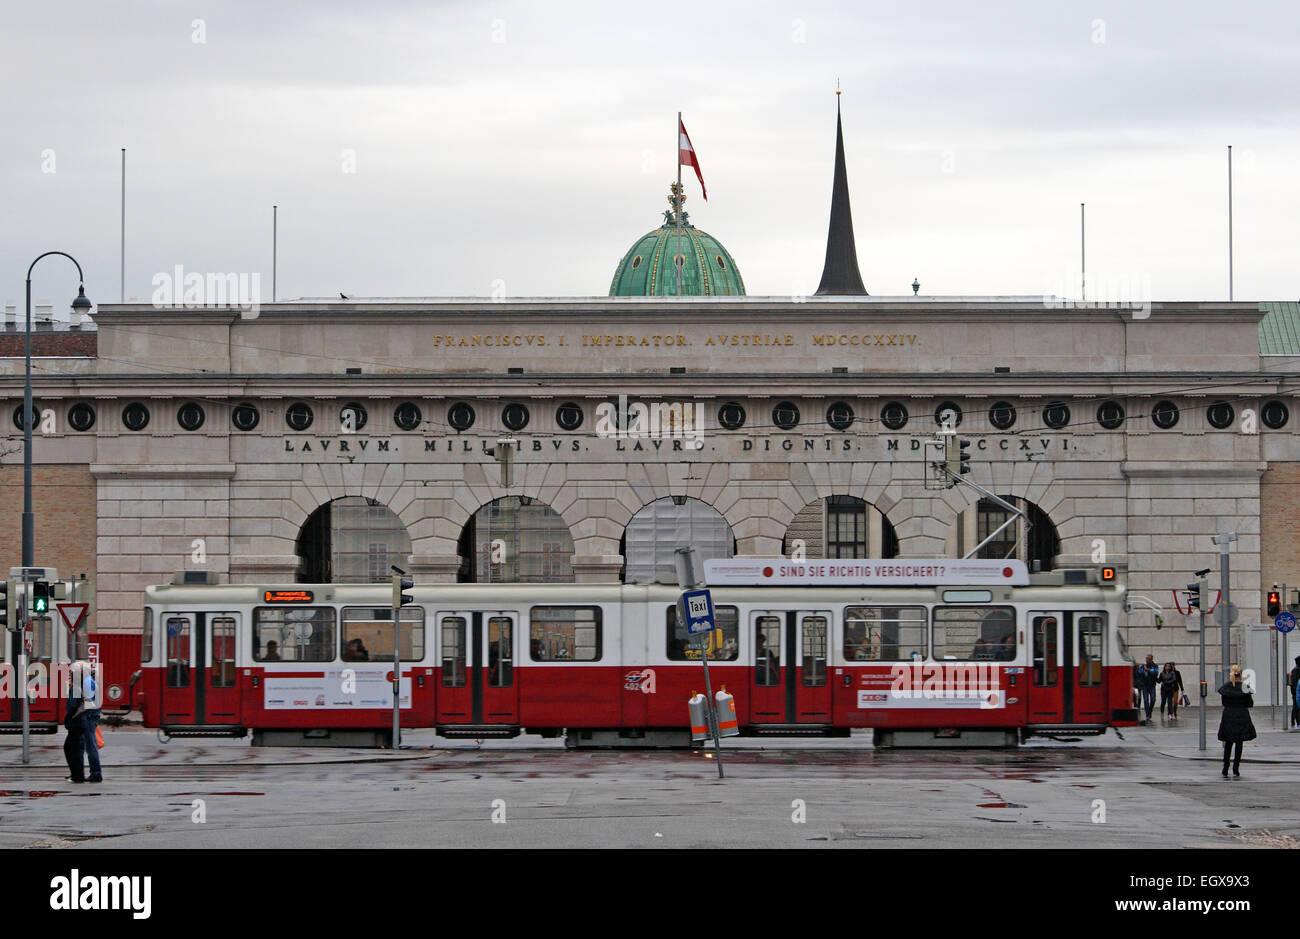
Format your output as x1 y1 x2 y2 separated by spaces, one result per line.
704 558 1030 587
264 590 315 604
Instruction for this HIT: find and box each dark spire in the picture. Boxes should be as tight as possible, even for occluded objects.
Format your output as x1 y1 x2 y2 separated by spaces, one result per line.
814 95 868 296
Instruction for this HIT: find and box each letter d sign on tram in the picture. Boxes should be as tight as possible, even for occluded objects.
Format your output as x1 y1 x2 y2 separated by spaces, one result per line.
682 588 715 636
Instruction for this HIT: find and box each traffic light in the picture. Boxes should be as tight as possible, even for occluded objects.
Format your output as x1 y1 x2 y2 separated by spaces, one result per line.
31 581 49 614
1267 588 1281 617
1186 581 1202 611
0 579 9 630
391 567 413 609
944 436 972 485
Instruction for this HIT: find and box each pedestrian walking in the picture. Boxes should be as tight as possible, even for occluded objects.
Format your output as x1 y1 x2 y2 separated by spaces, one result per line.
1135 655 1159 725
61 661 102 784
1158 661 1185 721
1217 665 1256 778
1289 655 1300 730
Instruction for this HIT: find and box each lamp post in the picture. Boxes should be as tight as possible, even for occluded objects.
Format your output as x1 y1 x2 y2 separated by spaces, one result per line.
23 253 91 566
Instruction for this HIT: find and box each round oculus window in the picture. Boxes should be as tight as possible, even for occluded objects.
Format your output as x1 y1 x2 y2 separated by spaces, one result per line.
880 401 908 431
1151 400 1179 429
718 403 746 430
177 402 205 431
1206 401 1234 429
286 402 313 431
1097 400 1125 430
232 403 260 431
448 402 475 432
1262 399 1289 429
122 402 150 432
556 402 584 431
502 403 530 432
1042 401 1070 430
772 401 800 430
988 401 1016 430
340 403 368 432
394 402 422 431
68 402 96 432
826 401 854 431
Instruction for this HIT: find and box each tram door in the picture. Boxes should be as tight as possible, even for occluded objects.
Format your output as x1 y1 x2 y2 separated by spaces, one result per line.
435 612 472 723
1072 612 1108 723
160 612 241 726
750 612 785 721
480 613 518 724
795 612 832 721
749 610 833 723
1027 612 1064 723
161 613 196 724
434 611 517 725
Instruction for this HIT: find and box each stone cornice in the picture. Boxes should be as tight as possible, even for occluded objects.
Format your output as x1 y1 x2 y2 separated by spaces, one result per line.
90 463 237 479
1121 461 1267 479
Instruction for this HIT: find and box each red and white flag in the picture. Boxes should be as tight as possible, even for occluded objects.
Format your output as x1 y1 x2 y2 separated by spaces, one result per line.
679 118 707 200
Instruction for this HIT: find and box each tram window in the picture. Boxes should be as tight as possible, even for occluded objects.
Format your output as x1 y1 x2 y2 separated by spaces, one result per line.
142 608 154 664
341 607 424 662
666 605 739 660
488 616 514 687
441 617 467 687
530 606 602 661
165 616 190 688
211 617 237 687
802 615 828 686
843 606 926 661
932 606 1016 661
754 616 781 686
1032 615 1058 686
253 607 336 662
1078 614 1105 686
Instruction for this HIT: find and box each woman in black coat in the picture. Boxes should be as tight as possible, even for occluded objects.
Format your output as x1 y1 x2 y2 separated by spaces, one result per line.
1217 665 1256 777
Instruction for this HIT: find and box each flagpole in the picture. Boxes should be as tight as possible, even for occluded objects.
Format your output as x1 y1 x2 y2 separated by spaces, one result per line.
676 111 683 297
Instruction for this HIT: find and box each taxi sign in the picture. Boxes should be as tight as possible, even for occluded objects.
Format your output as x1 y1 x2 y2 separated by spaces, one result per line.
1275 611 1296 634
681 588 715 635
704 558 1030 587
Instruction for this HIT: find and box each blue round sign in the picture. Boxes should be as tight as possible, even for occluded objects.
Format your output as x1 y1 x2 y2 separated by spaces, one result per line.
1275 611 1296 634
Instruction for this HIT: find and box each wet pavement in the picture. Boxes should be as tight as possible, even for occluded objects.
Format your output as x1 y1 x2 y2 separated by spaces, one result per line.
1 717 1295 849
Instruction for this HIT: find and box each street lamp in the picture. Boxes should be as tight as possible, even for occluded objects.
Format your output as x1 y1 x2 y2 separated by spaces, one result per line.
23 252 91 566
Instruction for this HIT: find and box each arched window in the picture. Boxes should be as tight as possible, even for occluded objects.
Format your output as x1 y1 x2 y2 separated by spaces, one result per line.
457 496 574 583
296 497 411 583
782 496 899 559
967 496 1060 571
622 497 734 584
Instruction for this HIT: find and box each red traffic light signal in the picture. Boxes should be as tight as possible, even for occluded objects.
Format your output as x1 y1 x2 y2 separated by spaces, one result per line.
1267 590 1281 617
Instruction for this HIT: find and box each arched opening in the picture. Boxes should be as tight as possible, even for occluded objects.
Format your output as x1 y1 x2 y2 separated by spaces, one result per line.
781 496 899 559
958 496 1061 571
296 496 412 583
621 497 736 584
457 496 574 583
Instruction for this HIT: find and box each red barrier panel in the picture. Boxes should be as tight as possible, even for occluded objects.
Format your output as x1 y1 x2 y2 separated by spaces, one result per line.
87 633 142 711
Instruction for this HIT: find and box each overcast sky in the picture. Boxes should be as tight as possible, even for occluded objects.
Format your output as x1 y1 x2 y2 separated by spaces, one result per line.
1 0 1296 307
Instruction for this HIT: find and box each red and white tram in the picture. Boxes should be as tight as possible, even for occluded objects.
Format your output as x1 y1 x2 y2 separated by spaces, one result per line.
138 559 1138 748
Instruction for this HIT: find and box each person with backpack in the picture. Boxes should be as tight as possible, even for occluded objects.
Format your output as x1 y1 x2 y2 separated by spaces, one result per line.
1217 665 1256 778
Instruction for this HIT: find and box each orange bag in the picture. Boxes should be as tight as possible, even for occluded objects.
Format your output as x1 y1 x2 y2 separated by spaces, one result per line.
95 726 105 749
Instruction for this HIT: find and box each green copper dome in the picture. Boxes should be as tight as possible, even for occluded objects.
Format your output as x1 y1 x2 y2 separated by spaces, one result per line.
609 185 746 296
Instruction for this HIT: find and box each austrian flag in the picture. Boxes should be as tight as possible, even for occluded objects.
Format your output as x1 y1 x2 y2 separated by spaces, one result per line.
679 118 707 200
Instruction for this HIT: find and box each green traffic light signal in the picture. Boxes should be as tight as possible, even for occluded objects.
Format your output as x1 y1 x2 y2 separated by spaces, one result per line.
32 581 49 613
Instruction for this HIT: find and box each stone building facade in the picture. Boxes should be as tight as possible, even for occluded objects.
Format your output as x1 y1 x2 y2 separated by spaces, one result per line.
1 295 1296 675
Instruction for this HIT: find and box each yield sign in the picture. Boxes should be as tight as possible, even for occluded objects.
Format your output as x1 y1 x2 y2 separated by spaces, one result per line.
58 602 89 635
